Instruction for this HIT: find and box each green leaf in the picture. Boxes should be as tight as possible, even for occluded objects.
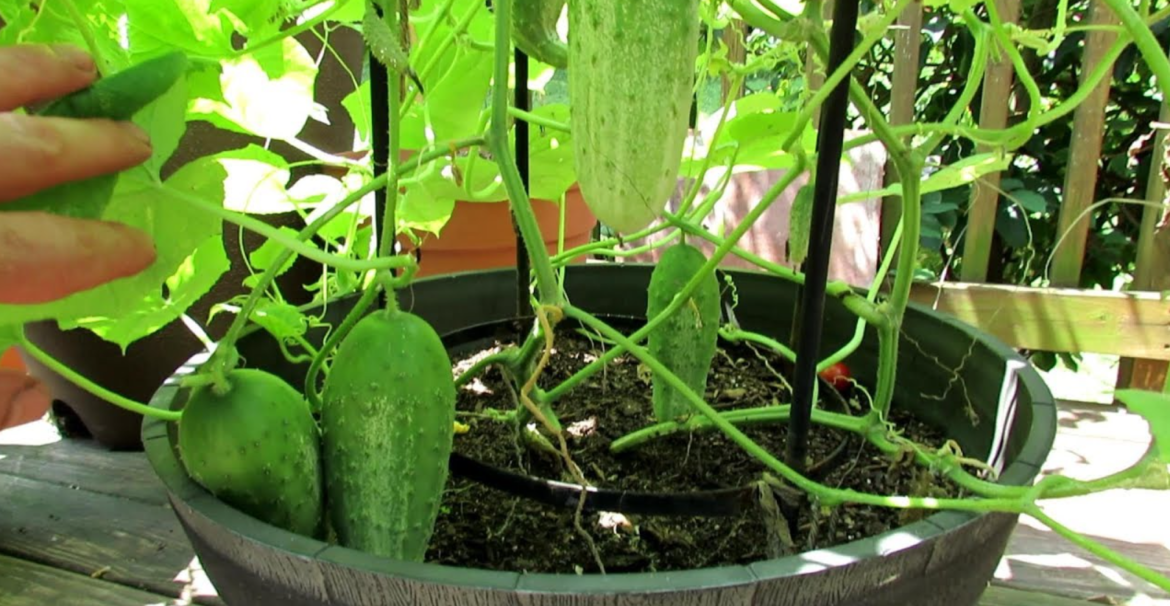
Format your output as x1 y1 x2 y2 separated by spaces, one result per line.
244 226 301 287
399 185 457 234
0 158 225 342
67 233 230 349
426 46 493 142
727 111 798 145
189 36 320 139
995 204 1029 248
124 0 236 58
1006 189 1048 214
1114 389 1170 464
134 65 190 178
249 299 312 340
215 145 296 213
341 79 373 145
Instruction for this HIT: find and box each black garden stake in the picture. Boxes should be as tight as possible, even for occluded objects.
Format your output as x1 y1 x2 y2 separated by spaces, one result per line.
513 47 532 317
786 0 863 473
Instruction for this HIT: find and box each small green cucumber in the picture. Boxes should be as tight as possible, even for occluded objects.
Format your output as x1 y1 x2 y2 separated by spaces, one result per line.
363 0 426 93
787 183 814 266
177 369 324 538
39 50 189 121
320 308 456 561
1 50 189 220
646 242 722 423
513 0 568 69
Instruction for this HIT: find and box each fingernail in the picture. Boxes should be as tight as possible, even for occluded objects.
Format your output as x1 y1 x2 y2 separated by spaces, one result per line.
117 121 153 148
50 44 96 74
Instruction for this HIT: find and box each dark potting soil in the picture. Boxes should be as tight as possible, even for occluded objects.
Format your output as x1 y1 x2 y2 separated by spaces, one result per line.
425 321 966 574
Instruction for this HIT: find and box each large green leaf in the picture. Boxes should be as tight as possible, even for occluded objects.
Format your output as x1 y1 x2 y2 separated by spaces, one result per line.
0 157 226 343
1115 389 1170 464
124 0 236 58
426 47 493 142
189 36 320 139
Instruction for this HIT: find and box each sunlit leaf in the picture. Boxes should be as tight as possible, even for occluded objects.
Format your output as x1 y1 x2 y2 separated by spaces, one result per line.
1115 389 1170 464
215 145 295 213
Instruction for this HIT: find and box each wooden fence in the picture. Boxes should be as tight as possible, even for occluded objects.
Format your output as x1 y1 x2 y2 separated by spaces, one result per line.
719 1 1170 394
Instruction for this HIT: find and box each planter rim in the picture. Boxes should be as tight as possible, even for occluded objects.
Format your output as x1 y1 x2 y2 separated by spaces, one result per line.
143 264 1056 595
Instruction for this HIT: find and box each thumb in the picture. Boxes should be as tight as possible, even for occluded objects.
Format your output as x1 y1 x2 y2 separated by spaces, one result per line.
0 370 52 430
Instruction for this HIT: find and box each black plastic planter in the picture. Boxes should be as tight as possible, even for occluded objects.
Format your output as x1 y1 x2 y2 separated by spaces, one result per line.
143 264 1057 606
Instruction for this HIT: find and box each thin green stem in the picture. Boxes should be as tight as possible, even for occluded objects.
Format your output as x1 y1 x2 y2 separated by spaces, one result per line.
236 0 352 58
303 281 383 411
489 0 562 306
400 0 485 120
61 0 107 73
507 107 570 133
18 331 181 422
378 0 406 314
611 404 871 453
1101 0 1170 102
1027 505 1170 593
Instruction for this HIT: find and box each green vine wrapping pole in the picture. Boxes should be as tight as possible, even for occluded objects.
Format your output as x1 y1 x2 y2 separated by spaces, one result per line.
489 0 563 307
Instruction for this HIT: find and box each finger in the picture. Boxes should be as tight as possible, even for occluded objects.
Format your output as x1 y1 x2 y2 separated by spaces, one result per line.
0 370 51 431
0 212 157 305
0 44 97 112
0 113 151 202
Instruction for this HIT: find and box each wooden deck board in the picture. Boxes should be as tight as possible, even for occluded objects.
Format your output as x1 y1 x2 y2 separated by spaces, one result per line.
0 468 222 605
0 553 179 606
0 438 166 505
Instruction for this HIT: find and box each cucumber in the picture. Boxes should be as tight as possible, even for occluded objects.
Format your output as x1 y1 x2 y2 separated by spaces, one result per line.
320 308 456 561
646 242 722 423
513 0 568 69
1 51 189 220
177 369 324 538
787 183 814 266
568 0 699 234
40 51 189 120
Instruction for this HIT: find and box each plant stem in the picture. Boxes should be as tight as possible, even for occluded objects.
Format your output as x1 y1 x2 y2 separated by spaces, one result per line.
489 0 561 307
377 0 406 314
304 280 383 410
18 331 181 422
1027 505 1170 593
236 0 353 58
144 177 414 273
61 0 107 74
1101 0 1170 102
507 107 570 133
611 405 872 453
207 138 480 363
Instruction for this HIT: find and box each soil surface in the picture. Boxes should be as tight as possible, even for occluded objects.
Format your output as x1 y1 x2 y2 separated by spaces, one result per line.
425 319 966 574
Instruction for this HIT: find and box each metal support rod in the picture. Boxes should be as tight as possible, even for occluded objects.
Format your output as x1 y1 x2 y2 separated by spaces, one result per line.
370 48 390 268
785 0 861 472
513 47 532 317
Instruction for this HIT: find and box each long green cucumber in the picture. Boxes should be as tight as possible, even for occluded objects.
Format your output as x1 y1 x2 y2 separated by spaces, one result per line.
320 308 456 561
568 0 700 234
646 242 722 423
177 369 324 538
513 0 568 69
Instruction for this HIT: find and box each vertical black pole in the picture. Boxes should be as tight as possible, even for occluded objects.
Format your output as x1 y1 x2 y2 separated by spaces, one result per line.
370 38 391 266
785 0 862 471
513 47 531 317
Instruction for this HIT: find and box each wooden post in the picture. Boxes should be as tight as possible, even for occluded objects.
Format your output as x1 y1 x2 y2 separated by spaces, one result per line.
1048 0 1120 286
722 20 748 101
1117 104 1170 392
880 0 924 260
959 0 1021 282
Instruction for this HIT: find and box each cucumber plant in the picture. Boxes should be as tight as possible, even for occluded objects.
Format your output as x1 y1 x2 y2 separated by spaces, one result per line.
4 0 1170 593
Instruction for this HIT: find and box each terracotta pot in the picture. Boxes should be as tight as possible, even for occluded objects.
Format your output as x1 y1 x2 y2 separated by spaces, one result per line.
402 184 597 278
1 347 24 372
323 150 597 277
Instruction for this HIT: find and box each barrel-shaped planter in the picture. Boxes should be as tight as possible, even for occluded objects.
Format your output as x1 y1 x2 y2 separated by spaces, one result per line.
143 264 1056 606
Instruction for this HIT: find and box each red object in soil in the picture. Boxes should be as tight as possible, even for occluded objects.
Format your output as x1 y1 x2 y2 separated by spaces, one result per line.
819 362 852 390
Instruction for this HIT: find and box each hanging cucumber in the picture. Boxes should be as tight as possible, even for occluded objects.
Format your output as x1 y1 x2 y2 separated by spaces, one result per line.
513 0 568 69
177 369 324 538
568 0 700 234
320 308 456 561
646 242 721 423
363 0 426 93
0 51 189 220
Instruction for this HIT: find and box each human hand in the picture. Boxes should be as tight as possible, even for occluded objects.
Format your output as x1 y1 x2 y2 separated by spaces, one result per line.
0 43 158 431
